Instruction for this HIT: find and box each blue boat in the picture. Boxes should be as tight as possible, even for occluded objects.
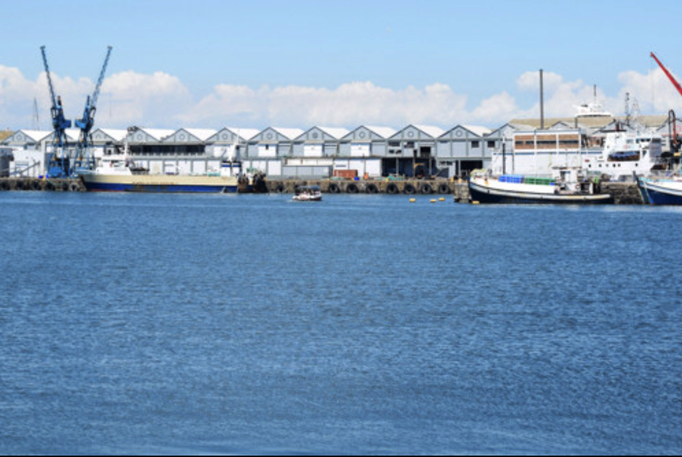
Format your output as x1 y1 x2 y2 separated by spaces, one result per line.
636 174 682 205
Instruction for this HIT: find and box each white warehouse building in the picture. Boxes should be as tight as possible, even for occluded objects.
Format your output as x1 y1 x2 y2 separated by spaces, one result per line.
1 114 674 179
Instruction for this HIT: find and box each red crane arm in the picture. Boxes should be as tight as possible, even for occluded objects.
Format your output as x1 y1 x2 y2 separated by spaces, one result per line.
651 52 682 99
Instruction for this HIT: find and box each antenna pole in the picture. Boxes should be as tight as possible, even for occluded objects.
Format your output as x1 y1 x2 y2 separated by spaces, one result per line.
540 69 545 130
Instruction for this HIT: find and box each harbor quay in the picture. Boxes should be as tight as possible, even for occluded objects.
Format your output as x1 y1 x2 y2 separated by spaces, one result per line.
0 177 83 192
265 179 643 204
0 177 644 204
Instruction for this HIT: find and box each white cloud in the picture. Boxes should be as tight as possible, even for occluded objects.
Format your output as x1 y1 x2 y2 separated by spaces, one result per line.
100 71 193 126
182 81 470 128
517 70 569 93
470 91 517 123
1 63 681 132
616 68 682 114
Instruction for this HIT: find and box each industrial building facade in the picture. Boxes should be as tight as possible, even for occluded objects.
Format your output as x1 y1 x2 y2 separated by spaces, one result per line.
2 116 673 179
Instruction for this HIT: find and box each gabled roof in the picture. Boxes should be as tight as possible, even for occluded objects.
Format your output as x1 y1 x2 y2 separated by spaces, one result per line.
0 130 13 142
225 127 260 141
390 124 444 140
93 128 128 142
161 128 219 143
296 126 351 142
208 127 260 143
507 122 536 131
486 123 527 138
144 129 175 141
549 121 574 130
251 127 305 142
3 130 52 143
271 127 305 140
412 124 445 138
316 127 350 139
364 126 396 138
183 128 218 142
440 125 488 140
460 125 491 137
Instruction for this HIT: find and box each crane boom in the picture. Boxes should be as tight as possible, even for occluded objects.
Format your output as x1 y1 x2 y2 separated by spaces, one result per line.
74 46 113 172
651 52 682 99
40 46 57 109
75 46 113 145
91 46 112 110
40 45 72 149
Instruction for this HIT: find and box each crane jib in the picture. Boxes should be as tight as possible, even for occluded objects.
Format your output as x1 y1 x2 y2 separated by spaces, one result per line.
651 52 682 99
39 45 112 178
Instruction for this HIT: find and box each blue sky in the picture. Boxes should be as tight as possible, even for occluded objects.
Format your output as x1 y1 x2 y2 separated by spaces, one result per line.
2 0 682 130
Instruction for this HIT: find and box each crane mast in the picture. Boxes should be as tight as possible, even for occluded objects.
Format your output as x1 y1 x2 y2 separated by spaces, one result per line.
74 46 113 171
40 46 73 178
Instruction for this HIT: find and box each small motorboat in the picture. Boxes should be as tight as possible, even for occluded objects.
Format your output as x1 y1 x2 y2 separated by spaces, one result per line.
292 185 322 202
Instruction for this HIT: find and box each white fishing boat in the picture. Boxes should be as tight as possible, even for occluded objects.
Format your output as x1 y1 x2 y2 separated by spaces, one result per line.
468 168 613 204
80 154 245 193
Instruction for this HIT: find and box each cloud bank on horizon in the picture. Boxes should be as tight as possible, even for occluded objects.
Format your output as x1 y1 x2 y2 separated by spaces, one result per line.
1 64 680 132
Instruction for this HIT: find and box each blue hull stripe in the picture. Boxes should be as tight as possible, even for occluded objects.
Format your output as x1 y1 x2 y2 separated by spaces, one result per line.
644 188 682 205
84 182 241 193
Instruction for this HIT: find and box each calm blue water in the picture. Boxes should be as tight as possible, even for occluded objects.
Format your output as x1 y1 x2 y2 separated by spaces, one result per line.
0 192 680 455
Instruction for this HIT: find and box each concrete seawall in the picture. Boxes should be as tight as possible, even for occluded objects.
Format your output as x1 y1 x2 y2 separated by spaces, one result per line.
265 179 459 196
263 179 644 204
0 178 84 192
601 182 644 205
0 177 645 204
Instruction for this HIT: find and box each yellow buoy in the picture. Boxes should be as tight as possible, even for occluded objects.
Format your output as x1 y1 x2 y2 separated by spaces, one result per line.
439 197 445 202
409 198 416 203
472 201 480 205
430 199 436 203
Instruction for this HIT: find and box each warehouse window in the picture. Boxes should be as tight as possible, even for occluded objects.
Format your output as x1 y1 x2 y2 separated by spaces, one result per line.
471 141 480 148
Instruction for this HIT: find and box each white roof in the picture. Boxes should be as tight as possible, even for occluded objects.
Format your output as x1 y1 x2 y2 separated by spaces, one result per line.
317 127 350 139
97 129 128 141
272 127 305 140
16 130 52 142
462 125 492 137
65 128 81 141
139 128 175 141
184 129 218 141
225 127 260 140
413 125 445 138
364 126 396 138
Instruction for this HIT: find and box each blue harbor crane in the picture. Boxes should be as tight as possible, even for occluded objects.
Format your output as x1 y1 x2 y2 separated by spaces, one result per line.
74 46 113 173
40 45 72 178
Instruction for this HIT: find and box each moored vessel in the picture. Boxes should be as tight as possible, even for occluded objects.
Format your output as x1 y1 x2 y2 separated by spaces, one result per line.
468 168 613 204
583 130 665 181
636 173 682 205
80 154 246 193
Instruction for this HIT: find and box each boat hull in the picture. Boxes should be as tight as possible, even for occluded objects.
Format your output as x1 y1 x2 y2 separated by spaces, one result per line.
468 179 614 204
637 178 682 205
81 174 242 193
